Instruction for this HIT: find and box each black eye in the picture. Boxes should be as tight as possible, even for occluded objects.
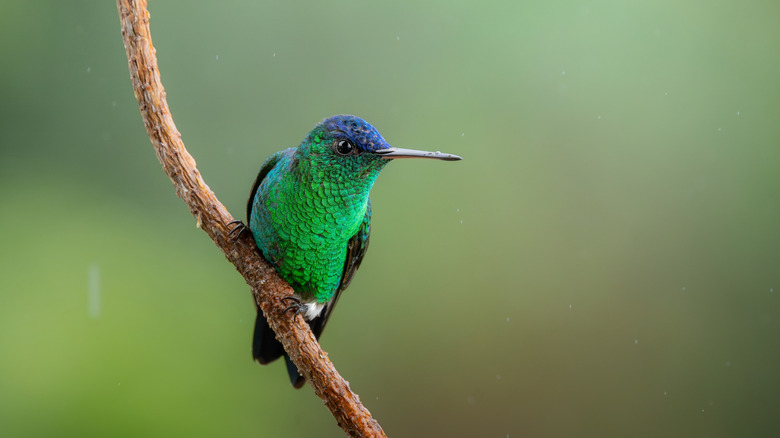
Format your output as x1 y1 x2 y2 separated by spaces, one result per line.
334 139 356 156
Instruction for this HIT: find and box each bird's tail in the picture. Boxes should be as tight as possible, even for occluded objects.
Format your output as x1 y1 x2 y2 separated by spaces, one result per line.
252 307 305 388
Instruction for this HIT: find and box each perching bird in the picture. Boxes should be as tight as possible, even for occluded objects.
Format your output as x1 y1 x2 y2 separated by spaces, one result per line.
243 114 461 388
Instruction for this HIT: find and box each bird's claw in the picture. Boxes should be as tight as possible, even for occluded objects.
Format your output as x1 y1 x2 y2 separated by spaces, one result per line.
281 296 303 318
227 220 248 241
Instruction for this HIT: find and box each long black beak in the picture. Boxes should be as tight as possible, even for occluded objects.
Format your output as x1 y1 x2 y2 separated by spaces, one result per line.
374 147 462 161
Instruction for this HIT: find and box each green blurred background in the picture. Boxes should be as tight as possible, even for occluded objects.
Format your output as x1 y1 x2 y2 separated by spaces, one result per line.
1 0 779 437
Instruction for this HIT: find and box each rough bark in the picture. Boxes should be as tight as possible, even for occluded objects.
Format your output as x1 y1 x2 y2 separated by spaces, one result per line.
116 1 386 436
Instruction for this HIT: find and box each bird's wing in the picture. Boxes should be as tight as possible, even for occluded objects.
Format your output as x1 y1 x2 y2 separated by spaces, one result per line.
248 148 293 367
308 199 372 339
246 149 289 222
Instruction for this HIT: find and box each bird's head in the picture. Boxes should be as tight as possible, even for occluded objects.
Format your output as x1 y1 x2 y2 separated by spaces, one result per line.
300 114 461 181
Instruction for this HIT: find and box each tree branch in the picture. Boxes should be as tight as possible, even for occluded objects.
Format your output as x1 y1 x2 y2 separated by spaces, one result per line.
116 1 386 436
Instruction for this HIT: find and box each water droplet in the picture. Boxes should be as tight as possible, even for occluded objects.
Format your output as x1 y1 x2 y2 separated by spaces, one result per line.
634 339 639 345
561 70 566 75
736 111 740 116
111 101 116 107
216 55 219 60
496 374 501 380
770 288 773 293
664 91 668 96
273 52 276 57
506 317 510 322
597 115 602 120
725 361 731 367
86 67 91 73
682 287 686 291
461 132 465 137
718 127 722 132
664 391 667 396
569 304 572 309
396 36 400 41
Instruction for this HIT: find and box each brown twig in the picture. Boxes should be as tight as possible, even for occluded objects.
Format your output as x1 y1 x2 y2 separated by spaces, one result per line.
116 1 387 436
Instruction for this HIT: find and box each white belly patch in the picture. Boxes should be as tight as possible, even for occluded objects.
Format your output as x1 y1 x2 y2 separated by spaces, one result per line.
303 302 326 320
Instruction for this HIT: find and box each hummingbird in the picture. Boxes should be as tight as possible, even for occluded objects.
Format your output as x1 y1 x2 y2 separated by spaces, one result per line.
240 114 461 388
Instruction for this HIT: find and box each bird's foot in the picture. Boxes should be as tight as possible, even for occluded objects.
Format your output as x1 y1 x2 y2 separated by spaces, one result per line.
227 220 248 240
281 296 303 318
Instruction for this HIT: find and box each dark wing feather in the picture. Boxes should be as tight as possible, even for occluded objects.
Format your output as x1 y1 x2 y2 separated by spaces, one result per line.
246 150 286 223
249 150 289 366
308 199 372 339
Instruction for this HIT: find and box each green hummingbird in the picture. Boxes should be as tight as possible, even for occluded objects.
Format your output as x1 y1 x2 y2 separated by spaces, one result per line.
239 114 461 388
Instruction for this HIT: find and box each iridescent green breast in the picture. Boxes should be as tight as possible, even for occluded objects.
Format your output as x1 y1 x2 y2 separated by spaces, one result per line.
249 147 384 303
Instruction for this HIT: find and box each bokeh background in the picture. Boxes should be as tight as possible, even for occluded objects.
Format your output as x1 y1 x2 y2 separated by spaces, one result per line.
1 1 779 437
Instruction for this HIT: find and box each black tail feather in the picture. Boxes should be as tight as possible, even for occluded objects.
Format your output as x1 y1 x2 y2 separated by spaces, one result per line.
252 308 284 364
284 354 306 389
252 307 306 388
